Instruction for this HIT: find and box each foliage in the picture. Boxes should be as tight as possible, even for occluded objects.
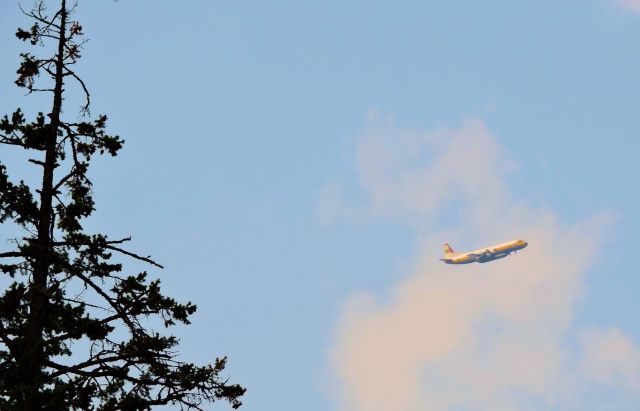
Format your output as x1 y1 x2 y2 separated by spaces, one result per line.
0 1 245 409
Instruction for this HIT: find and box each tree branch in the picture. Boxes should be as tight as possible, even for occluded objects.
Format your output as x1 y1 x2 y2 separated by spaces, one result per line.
64 68 90 114
48 351 172 379
105 245 164 269
20 2 62 32
0 251 24 258
72 270 140 336
52 237 132 247
51 238 163 268
52 168 77 191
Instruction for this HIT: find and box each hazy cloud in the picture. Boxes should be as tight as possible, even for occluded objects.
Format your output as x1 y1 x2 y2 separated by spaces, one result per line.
581 327 640 391
328 114 629 410
315 179 357 224
618 0 640 12
355 114 508 222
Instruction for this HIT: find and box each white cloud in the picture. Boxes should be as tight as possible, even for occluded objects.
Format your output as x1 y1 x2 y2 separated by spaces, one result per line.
328 114 626 411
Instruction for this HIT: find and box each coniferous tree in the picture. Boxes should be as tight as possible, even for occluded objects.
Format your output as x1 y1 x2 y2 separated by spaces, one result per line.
0 1 245 409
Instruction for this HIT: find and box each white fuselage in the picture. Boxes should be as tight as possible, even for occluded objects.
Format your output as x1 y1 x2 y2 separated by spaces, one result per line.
441 239 528 264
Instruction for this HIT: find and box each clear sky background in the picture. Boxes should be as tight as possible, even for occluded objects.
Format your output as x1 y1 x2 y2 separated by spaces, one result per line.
2 0 640 410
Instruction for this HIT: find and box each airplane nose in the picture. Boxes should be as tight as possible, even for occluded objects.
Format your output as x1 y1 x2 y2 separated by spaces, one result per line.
523 241 528 247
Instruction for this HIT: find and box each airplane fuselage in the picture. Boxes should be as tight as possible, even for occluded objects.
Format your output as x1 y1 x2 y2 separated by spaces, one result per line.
440 239 528 264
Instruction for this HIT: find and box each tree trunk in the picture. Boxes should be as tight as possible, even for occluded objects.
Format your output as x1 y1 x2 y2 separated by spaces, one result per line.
21 1 66 409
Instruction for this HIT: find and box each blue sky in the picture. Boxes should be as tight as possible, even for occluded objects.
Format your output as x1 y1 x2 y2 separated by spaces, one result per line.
1 1 640 410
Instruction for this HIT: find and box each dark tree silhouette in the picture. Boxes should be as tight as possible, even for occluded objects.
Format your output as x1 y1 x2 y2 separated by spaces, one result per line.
0 1 245 409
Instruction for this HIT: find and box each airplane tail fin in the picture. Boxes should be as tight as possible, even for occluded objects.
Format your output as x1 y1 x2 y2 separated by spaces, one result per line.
443 243 459 258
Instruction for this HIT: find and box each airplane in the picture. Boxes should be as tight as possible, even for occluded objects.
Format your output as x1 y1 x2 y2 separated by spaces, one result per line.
440 239 528 264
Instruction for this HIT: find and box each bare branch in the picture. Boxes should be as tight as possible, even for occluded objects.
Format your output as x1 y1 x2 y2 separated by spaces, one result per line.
51 237 163 268
64 68 90 115
28 159 46 166
19 4 62 32
105 245 164 269
0 251 24 258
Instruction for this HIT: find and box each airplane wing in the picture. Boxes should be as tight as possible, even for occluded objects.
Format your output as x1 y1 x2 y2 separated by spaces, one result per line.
469 250 493 259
